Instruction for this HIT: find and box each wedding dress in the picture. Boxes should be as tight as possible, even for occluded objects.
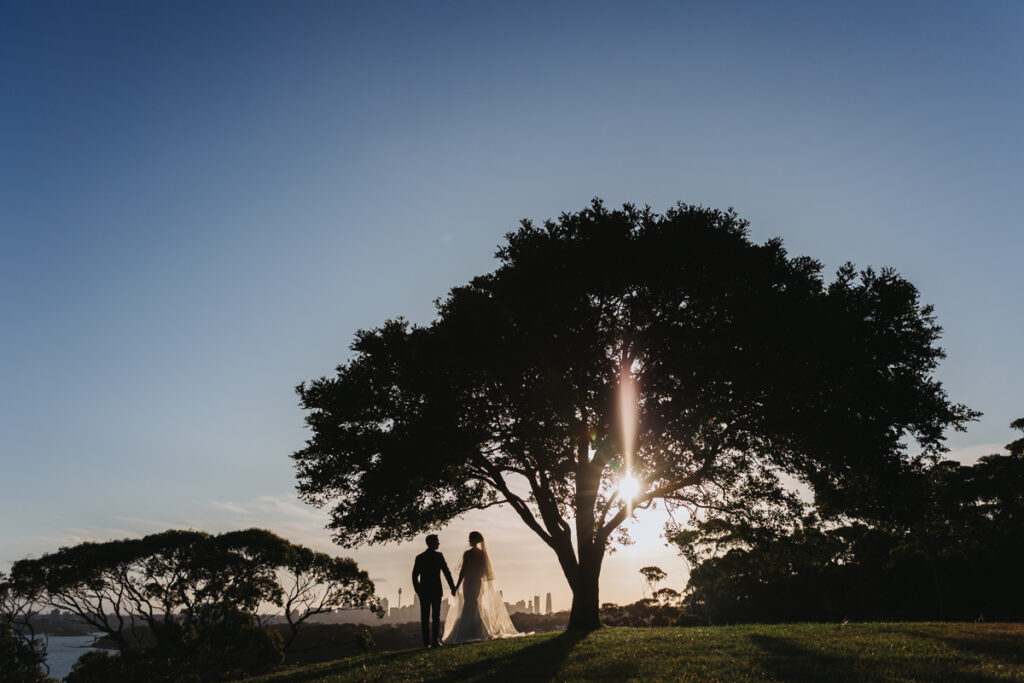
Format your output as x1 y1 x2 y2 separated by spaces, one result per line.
442 540 521 644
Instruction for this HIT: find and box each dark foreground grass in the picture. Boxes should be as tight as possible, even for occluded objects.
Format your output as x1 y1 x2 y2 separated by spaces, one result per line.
242 622 1024 682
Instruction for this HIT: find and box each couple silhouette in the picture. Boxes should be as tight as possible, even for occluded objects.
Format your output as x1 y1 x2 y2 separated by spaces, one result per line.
411 530 520 648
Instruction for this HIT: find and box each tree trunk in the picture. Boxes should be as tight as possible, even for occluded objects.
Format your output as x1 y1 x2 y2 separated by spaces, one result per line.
566 550 602 631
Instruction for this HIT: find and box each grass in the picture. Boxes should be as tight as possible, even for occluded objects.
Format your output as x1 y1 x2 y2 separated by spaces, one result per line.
241 622 1024 682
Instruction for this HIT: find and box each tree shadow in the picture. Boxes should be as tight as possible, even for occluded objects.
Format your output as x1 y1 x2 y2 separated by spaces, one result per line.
263 631 588 683
902 627 1024 670
747 633 1003 683
428 630 588 683
747 634 852 681
265 649 418 682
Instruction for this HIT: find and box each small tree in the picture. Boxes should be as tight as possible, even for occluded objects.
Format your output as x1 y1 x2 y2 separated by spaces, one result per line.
280 545 381 651
653 587 681 606
293 199 977 629
1007 417 1024 458
639 566 667 598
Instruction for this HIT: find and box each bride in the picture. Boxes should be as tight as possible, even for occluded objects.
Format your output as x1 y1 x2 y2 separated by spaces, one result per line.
442 531 521 644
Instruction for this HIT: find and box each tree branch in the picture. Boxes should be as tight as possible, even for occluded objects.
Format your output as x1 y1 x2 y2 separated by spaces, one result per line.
473 453 554 547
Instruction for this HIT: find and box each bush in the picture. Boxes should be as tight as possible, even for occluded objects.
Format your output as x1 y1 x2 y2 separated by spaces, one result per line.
267 623 384 665
599 600 700 628
66 621 284 682
0 623 50 682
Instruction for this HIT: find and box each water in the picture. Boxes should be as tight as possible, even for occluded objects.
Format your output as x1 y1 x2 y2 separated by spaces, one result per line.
36 634 107 681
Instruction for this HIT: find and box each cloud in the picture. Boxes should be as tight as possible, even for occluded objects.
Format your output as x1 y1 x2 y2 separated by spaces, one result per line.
209 501 252 516
205 493 335 551
945 442 1004 464
16 525 144 561
113 515 181 530
45 526 141 544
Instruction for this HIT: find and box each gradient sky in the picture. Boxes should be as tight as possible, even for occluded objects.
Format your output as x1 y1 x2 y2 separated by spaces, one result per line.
2 1 1022 611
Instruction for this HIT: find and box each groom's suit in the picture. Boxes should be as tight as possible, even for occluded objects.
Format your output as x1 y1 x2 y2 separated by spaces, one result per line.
412 548 456 647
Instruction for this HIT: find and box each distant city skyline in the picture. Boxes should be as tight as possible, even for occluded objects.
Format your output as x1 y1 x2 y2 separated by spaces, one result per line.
2 1 1021 612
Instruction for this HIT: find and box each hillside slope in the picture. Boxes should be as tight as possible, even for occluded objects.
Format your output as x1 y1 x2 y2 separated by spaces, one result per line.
243 622 1024 682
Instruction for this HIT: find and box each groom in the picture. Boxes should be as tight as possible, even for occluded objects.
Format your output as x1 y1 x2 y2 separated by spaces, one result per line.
412 534 456 648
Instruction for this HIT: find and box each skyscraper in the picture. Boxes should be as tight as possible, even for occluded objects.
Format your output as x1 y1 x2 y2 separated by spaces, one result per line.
546 592 552 615
534 594 540 615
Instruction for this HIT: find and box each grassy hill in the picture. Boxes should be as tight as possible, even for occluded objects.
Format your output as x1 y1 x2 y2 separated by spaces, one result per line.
243 622 1024 682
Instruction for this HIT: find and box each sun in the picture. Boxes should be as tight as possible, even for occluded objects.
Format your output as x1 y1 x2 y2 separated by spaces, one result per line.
618 474 641 502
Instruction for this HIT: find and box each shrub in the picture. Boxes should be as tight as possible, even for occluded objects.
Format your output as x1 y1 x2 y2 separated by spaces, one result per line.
66 619 283 682
0 623 50 682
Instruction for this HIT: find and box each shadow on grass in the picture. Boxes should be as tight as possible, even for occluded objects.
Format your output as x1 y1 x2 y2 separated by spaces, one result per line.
747 633 1003 683
264 649 417 682
903 627 1024 670
428 629 588 682
262 631 588 683
747 634 851 681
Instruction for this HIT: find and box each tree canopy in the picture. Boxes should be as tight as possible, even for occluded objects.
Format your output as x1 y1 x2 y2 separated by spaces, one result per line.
4 527 379 679
673 417 1024 624
293 199 976 628
640 566 667 598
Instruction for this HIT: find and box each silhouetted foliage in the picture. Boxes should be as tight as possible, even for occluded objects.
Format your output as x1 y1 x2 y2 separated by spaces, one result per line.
66 617 284 683
7 528 379 680
598 599 696 627
0 570 50 681
277 541 381 650
293 199 976 629
639 566 667 598
0 623 50 682
653 587 681 606
674 418 1024 624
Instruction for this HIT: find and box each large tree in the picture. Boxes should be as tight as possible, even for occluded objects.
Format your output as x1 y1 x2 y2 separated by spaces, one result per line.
6 528 379 653
292 200 976 629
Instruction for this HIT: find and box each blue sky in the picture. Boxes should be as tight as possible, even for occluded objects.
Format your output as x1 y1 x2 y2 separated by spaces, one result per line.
2 1 1021 609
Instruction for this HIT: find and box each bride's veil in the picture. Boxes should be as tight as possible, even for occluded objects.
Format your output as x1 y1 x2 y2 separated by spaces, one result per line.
479 539 495 580
442 538 519 642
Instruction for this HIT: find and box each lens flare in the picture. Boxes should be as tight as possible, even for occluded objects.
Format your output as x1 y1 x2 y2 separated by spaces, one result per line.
619 364 637 473
618 474 641 503
619 363 640 511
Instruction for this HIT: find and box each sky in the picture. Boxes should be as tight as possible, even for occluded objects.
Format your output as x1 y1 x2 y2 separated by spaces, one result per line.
1 1 1021 612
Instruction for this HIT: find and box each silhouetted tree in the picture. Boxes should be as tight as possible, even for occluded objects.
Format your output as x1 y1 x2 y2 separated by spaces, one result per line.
0 624 49 682
674 417 1024 623
279 543 380 651
639 566 667 598
8 528 379 679
292 199 976 629
653 587 681 606
0 571 49 681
